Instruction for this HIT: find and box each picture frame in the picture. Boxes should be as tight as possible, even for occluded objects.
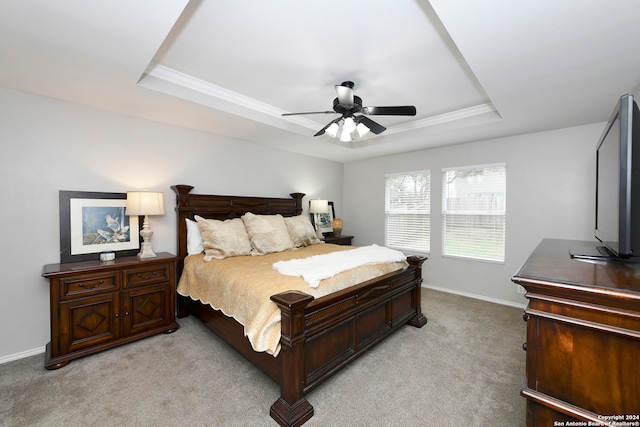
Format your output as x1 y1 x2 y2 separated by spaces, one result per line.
59 191 141 263
309 201 335 236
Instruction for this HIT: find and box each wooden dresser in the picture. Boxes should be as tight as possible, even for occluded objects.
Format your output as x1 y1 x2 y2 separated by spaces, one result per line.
512 239 640 426
42 252 179 369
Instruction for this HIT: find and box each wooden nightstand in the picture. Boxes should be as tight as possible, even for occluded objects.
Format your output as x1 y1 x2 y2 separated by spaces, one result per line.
42 252 179 370
324 235 353 245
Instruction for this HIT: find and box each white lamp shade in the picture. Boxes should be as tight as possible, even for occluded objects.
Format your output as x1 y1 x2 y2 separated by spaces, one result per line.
309 199 329 214
126 191 165 216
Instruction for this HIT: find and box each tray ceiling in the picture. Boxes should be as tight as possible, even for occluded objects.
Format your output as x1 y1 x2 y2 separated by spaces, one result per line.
1 0 640 162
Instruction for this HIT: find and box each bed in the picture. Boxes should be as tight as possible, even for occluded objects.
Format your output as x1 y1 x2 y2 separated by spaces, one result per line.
172 185 427 426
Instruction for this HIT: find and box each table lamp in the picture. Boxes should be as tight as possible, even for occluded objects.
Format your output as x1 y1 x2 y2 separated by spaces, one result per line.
309 199 328 240
126 191 165 258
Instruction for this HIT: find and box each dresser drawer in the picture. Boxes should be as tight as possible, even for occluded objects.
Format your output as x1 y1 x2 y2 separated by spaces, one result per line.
124 263 171 288
61 273 119 299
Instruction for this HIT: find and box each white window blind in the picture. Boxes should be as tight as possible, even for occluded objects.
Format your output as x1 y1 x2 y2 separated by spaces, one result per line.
442 164 506 262
385 171 430 253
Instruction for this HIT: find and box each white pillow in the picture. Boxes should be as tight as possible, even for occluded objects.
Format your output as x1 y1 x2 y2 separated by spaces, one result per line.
185 218 204 255
241 212 294 255
284 215 321 248
195 215 253 260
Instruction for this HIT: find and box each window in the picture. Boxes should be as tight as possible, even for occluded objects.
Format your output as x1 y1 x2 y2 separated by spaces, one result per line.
385 171 430 253
442 164 506 262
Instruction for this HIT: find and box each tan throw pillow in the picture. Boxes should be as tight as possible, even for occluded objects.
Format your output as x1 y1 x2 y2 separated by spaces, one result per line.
241 212 294 255
195 215 253 260
284 215 321 248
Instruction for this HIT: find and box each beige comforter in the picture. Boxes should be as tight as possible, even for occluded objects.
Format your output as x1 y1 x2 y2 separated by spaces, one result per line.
177 244 407 356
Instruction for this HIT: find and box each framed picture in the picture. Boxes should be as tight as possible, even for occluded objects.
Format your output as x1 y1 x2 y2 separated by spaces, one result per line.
59 191 141 263
309 201 335 236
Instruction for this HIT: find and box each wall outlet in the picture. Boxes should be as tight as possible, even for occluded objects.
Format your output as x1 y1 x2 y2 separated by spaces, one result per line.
517 285 526 295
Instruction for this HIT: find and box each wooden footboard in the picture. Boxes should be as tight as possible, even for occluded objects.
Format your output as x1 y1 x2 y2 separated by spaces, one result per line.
270 256 426 426
171 185 427 426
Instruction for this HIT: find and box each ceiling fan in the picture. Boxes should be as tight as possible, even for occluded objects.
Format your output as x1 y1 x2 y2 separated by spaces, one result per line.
282 81 416 141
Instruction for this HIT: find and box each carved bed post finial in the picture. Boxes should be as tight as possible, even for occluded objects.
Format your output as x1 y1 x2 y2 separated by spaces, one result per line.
171 185 194 206
290 193 305 216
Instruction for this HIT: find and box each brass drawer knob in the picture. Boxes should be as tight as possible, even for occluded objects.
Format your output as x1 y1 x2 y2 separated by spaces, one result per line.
78 279 103 290
136 271 158 279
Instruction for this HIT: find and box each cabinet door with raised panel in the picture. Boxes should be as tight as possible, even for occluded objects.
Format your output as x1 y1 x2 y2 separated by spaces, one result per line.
122 284 171 337
58 293 121 355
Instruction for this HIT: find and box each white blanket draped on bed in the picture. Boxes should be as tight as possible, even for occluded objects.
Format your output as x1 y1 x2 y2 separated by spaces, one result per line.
272 244 407 287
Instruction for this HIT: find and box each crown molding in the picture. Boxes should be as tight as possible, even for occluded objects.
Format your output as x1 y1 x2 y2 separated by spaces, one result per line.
141 63 500 140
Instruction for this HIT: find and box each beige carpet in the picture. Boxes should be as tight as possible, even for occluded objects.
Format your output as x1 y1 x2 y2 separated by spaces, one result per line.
0 288 526 426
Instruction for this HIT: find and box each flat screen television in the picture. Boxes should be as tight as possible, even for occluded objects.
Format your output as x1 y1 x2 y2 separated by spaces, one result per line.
593 94 640 259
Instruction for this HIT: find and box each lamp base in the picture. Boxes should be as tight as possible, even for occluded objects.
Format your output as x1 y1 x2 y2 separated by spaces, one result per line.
137 215 157 258
137 242 157 259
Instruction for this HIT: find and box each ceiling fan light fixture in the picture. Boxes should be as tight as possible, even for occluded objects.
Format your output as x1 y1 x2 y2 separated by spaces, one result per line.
326 122 339 138
356 122 370 137
283 80 415 140
343 117 356 134
339 128 352 142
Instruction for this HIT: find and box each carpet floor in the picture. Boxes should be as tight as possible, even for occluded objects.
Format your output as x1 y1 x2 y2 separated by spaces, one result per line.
0 288 526 426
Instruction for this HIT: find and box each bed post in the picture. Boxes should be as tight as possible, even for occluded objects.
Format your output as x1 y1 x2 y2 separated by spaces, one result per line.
290 193 304 216
270 291 315 427
171 185 194 318
171 184 194 274
407 256 428 327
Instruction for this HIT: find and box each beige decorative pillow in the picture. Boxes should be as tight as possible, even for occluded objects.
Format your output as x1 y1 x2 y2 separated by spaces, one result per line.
241 212 294 255
284 215 321 248
195 215 253 260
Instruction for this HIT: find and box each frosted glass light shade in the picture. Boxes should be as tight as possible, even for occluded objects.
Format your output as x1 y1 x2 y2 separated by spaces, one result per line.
343 117 356 134
325 117 370 141
339 131 352 142
356 122 370 137
326 122 339 138
125 191 165 216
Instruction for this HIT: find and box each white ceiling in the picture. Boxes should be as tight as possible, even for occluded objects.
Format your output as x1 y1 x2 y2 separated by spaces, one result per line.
2 0 640 163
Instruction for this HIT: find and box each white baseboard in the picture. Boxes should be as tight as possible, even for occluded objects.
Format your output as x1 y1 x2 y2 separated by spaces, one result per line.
423 284 527 310
0 346 45 365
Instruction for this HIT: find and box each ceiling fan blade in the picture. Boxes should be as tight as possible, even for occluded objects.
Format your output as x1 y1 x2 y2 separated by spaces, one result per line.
314 118 341 137
363 106 417 116
357 115 386 135
282 111 336 116
335 81 354 106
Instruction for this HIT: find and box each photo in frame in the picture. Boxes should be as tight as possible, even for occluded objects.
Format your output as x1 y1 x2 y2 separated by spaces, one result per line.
59 191 141 263
309 201 335 236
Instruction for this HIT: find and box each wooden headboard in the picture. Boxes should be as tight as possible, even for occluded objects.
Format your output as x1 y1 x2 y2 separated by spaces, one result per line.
171 185 305 274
